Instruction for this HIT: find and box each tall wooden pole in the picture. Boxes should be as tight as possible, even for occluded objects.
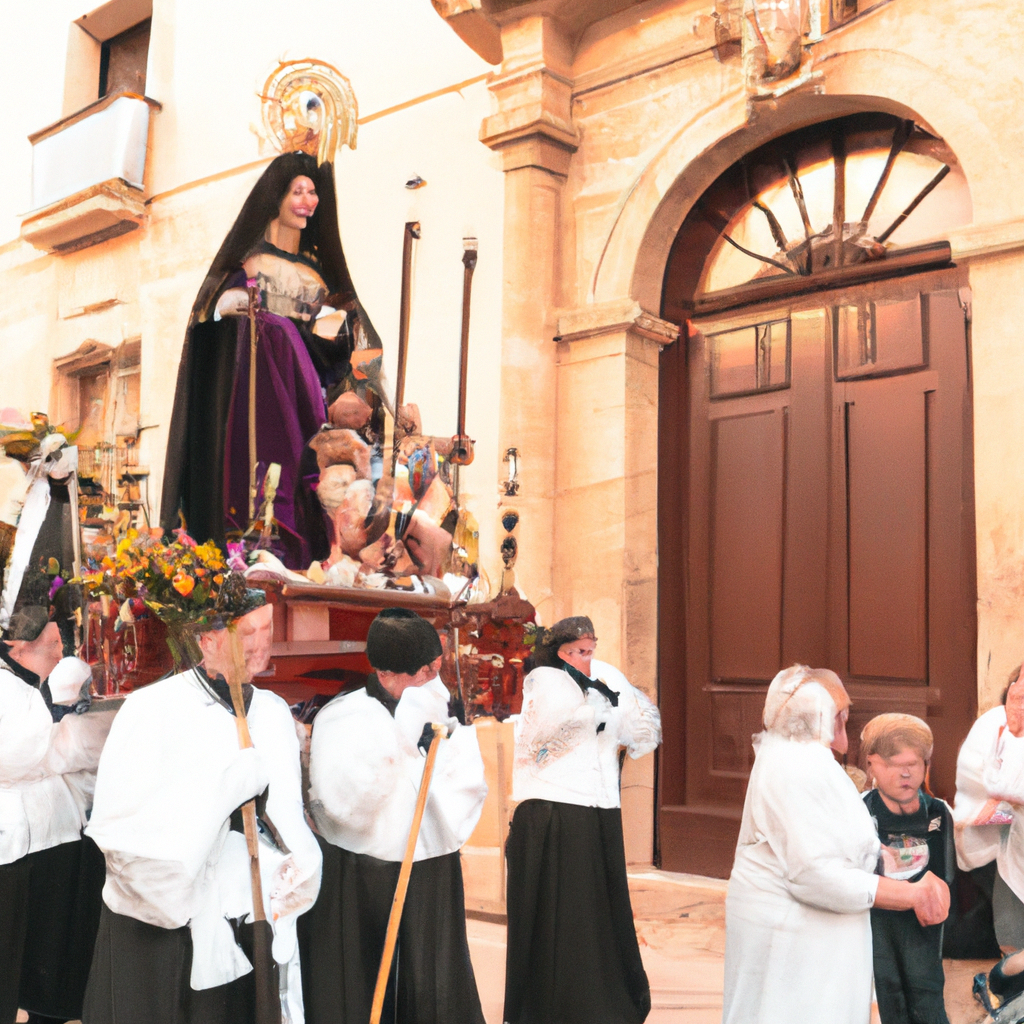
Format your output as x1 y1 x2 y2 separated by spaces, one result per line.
451 238 477 502
226 626 281 1024
394 222 421 418
369 726 445 1024
247 279 260 526
392 222 421 476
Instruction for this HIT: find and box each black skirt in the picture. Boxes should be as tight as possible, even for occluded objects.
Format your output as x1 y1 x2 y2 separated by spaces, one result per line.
298 835 485 1024
504 800 651 1024
81 905 258 1024
0 837 106 1022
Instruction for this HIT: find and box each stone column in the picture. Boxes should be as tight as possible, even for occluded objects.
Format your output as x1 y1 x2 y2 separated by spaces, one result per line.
480 14 576 624
555 299 679 864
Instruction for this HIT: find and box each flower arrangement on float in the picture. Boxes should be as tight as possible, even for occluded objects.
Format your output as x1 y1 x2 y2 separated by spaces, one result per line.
77 527 232 668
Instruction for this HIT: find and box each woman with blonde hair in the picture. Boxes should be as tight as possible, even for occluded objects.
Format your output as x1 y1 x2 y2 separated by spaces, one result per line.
722 666 950 1024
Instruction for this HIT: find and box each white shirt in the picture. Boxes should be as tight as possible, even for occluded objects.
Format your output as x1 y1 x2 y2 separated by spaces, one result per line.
86 669 322 993
980 711 1024 902
729 732 880 911
308 676 487 862
511 659 661 809
0 662 110 864
952 705 1007 870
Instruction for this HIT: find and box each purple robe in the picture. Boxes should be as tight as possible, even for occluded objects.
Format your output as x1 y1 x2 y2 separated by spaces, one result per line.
224 309 326 568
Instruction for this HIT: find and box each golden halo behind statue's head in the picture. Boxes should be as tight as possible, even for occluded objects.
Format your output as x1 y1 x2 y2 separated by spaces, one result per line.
260 59 358 165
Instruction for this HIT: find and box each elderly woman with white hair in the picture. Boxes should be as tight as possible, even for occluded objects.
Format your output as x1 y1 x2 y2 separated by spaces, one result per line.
722 665 951 1024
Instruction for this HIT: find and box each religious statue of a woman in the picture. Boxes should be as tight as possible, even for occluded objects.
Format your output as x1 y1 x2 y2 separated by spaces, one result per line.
160 151 383 568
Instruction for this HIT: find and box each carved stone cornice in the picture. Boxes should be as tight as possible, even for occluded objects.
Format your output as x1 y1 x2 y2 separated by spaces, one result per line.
555 298 681 347
480 63 578 174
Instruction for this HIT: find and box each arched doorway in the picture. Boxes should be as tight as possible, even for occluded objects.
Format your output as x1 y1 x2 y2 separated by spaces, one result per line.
657 112 976 877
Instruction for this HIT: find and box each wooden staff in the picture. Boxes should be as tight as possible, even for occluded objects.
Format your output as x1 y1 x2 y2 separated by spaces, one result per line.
392 222 421 475
227 626 281 1024
450 239 477 505
247 279 260 526
369 725 446 1024
395 222 421 418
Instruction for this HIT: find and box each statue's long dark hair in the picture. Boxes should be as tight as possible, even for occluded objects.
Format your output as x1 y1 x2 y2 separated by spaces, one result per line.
190 152 357 323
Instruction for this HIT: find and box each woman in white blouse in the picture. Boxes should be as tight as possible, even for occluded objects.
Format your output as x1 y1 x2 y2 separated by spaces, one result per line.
723 665 950 1024
503 615 661 1024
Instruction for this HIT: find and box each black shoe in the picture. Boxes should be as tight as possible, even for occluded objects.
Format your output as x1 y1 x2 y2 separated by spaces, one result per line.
991 957 1024 1004
976 971 997 1014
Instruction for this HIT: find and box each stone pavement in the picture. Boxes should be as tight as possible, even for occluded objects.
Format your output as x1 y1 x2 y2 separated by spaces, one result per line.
17 869 999 1024
466 868 999 1024
466 868 729 1024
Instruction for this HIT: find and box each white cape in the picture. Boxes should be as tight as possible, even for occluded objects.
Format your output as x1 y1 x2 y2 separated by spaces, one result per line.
86 670 321 1004
723 732 880 1024
308 676 487 862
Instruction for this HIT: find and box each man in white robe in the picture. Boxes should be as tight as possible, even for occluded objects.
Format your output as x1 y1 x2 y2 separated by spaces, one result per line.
81 587 322 1024
0 433 111 1024
300 607 488 1024
1 603 110 1024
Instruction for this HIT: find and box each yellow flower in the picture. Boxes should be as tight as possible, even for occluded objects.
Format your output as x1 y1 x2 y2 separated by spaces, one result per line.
172 572 195 597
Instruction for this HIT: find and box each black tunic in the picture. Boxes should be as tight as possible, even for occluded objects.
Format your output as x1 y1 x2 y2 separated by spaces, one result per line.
863 788 954 1024
0 836 105 1022
81 906 259 1024
503 799 651 1024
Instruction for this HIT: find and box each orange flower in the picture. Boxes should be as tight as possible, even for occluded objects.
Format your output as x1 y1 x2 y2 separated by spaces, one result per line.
172 572 195 597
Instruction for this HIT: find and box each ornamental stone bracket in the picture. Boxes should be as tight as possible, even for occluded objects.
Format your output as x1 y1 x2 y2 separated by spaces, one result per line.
555 298 681 348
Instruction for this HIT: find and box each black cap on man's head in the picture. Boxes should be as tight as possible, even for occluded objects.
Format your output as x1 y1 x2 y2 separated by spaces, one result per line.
365 607 442 675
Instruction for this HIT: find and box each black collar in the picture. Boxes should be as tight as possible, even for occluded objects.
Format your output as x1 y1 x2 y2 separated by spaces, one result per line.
194 666 253 716
0 642 40 688
561 660 619 707
365 673 398 717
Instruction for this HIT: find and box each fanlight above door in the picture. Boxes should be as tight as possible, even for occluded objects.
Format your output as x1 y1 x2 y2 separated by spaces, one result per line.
663 113 971 317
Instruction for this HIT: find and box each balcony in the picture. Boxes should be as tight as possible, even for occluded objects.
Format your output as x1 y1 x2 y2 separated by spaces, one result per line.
20 91 160 254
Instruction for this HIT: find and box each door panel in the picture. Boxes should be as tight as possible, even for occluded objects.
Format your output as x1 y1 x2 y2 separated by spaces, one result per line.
781 311 830 667
846 380 928 683
709 409 786 681
658 273 976 876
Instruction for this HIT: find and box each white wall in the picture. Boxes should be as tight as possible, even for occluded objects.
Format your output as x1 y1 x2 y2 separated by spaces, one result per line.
0 0 507 586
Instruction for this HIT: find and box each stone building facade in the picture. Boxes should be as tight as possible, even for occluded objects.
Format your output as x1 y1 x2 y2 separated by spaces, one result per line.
431 0 1024 873
1 0 1022 876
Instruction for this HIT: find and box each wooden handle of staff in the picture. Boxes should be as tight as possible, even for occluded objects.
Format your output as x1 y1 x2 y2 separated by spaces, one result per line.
227 628 266 922
369 725 446 1024
395 222 421 417
247 280 259 526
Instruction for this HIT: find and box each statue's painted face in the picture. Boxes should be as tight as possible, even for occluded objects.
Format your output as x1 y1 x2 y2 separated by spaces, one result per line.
276 175 319 230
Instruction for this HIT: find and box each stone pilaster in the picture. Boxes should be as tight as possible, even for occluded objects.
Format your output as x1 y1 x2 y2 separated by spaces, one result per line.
555 299 679 864
480 14 577 623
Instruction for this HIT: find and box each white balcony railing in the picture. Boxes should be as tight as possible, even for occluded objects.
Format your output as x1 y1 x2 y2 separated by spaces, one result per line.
21 92 160 252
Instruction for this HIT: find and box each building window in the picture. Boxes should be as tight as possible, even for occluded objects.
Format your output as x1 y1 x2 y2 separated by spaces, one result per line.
62 0 154 117
99 17 150 98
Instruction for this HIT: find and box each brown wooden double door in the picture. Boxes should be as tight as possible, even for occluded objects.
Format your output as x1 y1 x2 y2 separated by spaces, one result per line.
658 270 977 877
